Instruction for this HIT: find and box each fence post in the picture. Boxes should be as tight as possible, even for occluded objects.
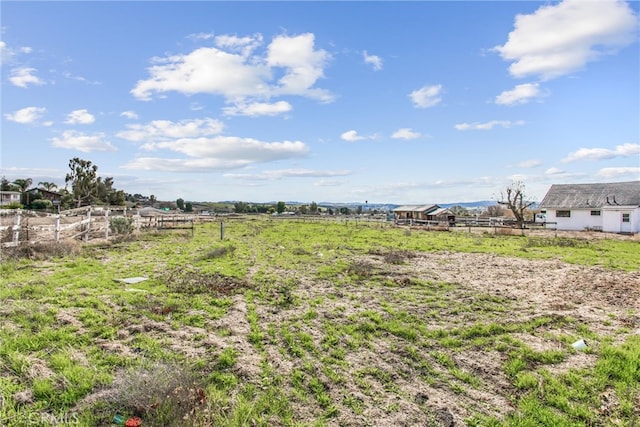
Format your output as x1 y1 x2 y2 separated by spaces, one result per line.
54 215 60 242
105 209 110 239
220 221 225 240
84 209 91 242
12 210 21 246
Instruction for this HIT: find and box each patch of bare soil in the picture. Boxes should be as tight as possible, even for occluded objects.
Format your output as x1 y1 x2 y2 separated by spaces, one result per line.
255 251 639 426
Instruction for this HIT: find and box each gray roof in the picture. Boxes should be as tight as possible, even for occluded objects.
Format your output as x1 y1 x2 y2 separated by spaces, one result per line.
393 204 439 213
539 181 640 209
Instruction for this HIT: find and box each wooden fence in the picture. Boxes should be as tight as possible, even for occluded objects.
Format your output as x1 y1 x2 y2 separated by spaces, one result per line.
0 208 195 247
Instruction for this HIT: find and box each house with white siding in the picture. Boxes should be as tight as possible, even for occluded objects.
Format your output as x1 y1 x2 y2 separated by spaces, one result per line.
539 181 640 234
0 191 21 206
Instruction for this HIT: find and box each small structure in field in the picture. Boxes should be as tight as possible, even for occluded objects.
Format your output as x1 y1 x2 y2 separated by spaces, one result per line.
393 204 455 226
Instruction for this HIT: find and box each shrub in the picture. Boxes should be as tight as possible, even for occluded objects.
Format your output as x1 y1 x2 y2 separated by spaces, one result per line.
100 361 207 426
109 217 134 235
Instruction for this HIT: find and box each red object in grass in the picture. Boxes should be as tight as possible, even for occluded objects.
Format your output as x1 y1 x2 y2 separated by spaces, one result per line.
125 417 142 427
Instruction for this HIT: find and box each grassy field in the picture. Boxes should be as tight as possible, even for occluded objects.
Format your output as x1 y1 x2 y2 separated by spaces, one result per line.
1 218 639 426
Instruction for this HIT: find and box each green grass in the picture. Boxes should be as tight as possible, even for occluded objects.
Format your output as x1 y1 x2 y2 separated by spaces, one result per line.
0 218 638 426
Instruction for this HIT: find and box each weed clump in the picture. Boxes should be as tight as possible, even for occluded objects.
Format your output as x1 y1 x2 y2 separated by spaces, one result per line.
164 267 250 295
525 237 590 248
99 361 207 426
197 245 235 261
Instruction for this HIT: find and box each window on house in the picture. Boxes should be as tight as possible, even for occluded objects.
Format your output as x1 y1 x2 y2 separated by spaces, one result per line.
622 213 630 223
556 210 571 218
590 210 601 216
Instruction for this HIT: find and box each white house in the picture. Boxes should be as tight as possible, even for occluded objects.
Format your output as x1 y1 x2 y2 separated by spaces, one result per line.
0 191 21 206
539 181 640 234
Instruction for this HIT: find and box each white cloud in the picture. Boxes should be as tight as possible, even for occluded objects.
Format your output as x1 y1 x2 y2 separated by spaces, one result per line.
495 83 545 105
391 128 421 140
341 130 377 142
9 67 45 88
0 41 13 64
51 130 116 152
1 41 33 65
494 0 639 80
120 111 139 120
224 168 352 180
223 100 292 117
455 120 525 131
561 143 640 162
187 32 215 41
545 167 565 175
122 137 308 172
363 51 382 71
117 118 225 143
409 85 442 108
266 33 332 101
597 166 640 178
62 71 101 85
132 32 333 105
516 159 542 168
215 33 263 57
4 106 46 124
65 109 95 125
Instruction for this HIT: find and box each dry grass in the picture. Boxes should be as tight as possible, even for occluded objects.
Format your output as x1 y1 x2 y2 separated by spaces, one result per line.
0 240 82 261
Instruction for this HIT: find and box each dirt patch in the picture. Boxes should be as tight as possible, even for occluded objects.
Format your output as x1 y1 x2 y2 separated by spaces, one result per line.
251 250 639 425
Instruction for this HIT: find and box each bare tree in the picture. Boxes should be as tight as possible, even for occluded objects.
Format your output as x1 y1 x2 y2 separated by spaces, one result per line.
497 181 536 228
485 204 505 217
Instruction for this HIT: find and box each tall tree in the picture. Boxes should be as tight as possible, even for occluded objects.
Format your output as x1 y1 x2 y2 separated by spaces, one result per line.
276 201 286 214
13 178 33 205
65 157 99 208
1 177 16 191
38 181 58 191
309 201 318 214
497 181 536 228
176 198 185 210
12 178 32 193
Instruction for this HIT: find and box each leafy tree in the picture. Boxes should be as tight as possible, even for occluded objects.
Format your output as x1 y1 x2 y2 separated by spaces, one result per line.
95 176 125 206
298 204 308 214
309 201 318 214
185 202 193 212
356 205 363 215
339 207 350 215
497 181 536 228
12 178 32 193
38 181 58 191
12 178 33 205
65 158 99 208
234 202 248 213
176 198 185 210
276 201 286 214
1 177 17 191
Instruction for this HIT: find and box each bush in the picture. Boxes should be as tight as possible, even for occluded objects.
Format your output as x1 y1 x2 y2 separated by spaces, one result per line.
100 362 207 426
0 202 23 210
110 217 134 235
29 199 53 210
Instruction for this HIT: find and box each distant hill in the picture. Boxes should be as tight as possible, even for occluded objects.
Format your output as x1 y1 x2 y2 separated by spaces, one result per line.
439 201 496 209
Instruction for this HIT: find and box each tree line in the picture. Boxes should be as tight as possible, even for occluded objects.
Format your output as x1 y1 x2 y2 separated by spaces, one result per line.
1 157 126 211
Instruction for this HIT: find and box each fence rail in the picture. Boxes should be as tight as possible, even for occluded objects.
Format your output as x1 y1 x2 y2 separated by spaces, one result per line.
0 208 196 247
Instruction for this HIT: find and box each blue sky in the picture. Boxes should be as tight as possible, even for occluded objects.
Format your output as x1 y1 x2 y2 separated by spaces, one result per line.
1 0 638 204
